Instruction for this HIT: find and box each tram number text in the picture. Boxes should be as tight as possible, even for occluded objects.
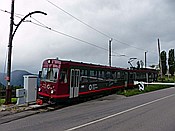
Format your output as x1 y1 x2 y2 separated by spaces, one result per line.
88 84 98 90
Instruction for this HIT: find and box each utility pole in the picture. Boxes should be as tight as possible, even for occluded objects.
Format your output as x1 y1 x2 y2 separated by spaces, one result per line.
5 0 15 104
158 38 163 79
5 0 47 104
145 51 147 68
109 38 112 67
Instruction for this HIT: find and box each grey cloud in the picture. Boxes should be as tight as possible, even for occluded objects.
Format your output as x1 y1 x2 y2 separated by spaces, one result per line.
0 0 174 73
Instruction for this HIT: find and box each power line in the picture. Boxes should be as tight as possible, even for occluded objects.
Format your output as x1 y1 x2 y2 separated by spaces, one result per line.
30 20 129 58
30 17 48 28
1 8 112 55
112 38 146 51
1 7 156 58
0 7 140 62
0 7 141 61
45 0 157 54
0 9 23 19
45 0 111 39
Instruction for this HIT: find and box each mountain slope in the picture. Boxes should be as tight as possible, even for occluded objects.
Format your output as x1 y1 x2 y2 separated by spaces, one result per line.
0 70 33 87
0 82 5 88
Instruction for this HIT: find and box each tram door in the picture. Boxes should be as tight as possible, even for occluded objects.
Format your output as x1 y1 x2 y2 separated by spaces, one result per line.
70 69 80 98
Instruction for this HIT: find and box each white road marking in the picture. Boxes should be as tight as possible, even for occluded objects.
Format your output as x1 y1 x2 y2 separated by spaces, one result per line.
65 94 175 131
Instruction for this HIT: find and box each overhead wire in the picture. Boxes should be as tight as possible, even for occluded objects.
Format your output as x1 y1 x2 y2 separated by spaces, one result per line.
45 0 157 55
0 9 23 19
3 6 158 66
0 8 129 59
2 8 158 68
0 2 159 67
45 0 111 39
0 7 142 59
30 20 129 58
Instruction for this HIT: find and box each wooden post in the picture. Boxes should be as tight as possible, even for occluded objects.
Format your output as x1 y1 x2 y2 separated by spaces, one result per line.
5 0 15 104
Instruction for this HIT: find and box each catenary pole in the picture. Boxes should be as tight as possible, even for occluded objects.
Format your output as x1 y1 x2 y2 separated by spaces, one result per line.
158 38 163 79
109 39 112 67
145 51 147 68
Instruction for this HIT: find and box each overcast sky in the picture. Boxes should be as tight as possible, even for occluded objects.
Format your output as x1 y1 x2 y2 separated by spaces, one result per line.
0 0 174 73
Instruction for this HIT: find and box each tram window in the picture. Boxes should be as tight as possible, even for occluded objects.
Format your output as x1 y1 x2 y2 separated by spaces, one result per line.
136 73 138 79
94 71 97 77
60 69 68 83
149 73 152 78
41 68 59 82
98 71 102 78
136 73 140 79
81 69 84 76
143 73 146 78
98 71 103 79
125 72 128 80
112 71 116 79
54 72 57 79
81 69 88 76
80 69 88 83
130 73 133 79
121 71 125 79
106 71 111 79
90 70 94 77
99 71 105 79
84 70 88 76
101 71 105 78
90 70 98 77
117 72 121 79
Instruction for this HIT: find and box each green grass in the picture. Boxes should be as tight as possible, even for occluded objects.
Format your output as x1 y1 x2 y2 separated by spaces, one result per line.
0 98 17 105
117 84 172 97
0 99 5 105
158 76 175 83
117 75 175 97
0 86 23 105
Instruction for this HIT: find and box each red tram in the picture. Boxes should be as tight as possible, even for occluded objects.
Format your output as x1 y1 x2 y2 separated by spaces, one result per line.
38 59 158 102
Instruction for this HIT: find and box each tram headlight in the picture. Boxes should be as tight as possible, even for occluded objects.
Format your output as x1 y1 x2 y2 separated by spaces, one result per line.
51 90 54 94
38 88 42 92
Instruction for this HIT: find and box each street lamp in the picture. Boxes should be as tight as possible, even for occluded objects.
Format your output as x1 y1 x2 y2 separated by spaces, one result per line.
5 0 47 104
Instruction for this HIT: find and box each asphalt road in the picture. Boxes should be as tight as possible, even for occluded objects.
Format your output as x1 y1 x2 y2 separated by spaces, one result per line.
1 87 175 131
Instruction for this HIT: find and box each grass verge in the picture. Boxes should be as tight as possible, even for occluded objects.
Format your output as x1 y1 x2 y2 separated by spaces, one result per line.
117 85 172 97
0 98 17 105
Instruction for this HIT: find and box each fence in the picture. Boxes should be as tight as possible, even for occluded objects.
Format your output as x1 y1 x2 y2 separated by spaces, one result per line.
0 88 16 99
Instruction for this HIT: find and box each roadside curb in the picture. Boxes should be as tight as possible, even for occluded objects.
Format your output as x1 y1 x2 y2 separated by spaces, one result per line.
0 103 49 124
0 110 40 124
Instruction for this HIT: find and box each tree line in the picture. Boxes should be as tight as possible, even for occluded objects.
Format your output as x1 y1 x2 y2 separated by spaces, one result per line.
160 49 175 76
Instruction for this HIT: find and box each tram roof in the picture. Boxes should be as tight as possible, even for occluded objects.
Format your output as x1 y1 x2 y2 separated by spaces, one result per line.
43 58 157 73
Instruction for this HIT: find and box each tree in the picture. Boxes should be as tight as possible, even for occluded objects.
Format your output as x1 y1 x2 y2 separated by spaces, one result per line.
168 49 175 76
160 51 167 75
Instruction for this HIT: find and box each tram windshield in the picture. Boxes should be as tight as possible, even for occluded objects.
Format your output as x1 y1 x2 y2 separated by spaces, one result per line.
41 68 59 82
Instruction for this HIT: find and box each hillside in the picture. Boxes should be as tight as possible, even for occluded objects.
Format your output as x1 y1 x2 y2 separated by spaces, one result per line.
0 70 33 87
0 82 5 88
